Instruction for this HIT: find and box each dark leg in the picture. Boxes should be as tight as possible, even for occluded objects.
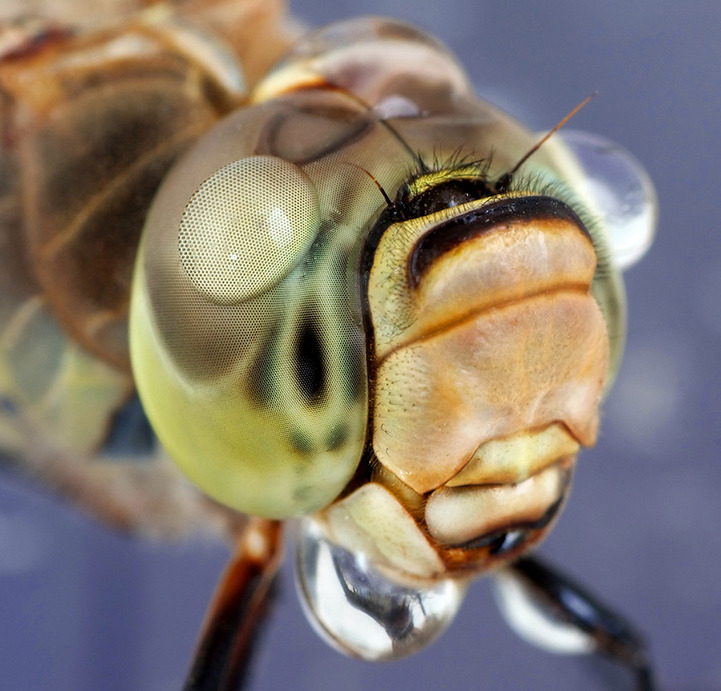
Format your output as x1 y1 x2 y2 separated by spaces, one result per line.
183 518 284 691
494 555 655 691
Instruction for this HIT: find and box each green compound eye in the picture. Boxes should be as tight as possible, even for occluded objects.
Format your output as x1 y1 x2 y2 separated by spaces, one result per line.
129 104 371 520
179 155 320 304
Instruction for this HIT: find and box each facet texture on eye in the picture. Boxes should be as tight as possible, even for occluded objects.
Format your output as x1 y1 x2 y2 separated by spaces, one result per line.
178 155 320 304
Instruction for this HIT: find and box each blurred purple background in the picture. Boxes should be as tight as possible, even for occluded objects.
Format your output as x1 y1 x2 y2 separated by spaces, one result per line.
1 1 719 689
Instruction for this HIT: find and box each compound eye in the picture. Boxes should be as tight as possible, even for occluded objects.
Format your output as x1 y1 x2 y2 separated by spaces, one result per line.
179 155 320 304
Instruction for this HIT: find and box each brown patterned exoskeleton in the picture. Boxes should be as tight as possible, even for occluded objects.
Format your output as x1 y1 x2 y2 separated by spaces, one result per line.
0 4 658 690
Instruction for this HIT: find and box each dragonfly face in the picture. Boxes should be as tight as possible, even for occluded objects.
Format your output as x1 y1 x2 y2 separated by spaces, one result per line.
323 188 607 577
1 5 657 681
134 18 609 549
129 18 657 659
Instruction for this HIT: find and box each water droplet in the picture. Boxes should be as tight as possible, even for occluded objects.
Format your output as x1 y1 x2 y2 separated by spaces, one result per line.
295 518 466 660
560 130 657 270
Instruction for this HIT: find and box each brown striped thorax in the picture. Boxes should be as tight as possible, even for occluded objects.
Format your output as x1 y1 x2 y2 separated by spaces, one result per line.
0 9 656 663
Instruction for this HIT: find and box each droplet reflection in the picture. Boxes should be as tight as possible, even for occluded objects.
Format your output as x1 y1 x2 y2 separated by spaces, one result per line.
295 518 467 661
560 129 657 270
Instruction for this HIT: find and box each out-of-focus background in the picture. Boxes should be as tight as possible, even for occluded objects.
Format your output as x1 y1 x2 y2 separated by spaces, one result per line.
1 1 719 689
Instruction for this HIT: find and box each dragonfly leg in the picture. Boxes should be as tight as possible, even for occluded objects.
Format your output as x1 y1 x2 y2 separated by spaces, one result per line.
493 554 655 691
183 517 284 691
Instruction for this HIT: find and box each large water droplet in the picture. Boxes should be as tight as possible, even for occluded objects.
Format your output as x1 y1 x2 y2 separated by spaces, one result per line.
295 518 467 661
560 130 657 270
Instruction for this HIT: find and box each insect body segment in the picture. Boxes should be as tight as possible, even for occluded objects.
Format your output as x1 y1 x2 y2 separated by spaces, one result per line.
0 2 296 536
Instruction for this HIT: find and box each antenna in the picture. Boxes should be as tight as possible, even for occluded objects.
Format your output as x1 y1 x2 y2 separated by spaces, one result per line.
322 80 429 174
497 91 598 191
342 161 393 206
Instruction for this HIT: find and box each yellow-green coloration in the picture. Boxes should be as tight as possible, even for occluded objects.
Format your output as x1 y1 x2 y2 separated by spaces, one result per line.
130 17 626 526
404 166 489 199
178 156 321 304
0 8 658 673
0 297 130 456
128 97 409 519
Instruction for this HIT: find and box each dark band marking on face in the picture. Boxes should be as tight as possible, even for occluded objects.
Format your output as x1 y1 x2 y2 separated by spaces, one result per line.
399 177 496 220
407 196 591 289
